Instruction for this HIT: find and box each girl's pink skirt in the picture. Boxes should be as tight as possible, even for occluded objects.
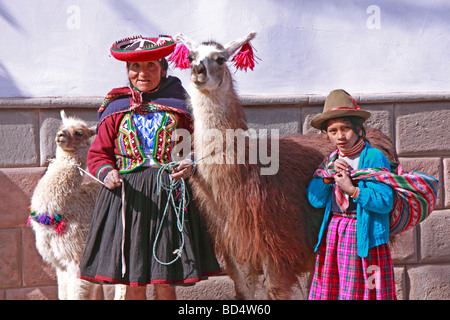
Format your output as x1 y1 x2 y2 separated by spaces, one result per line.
309 214 397 300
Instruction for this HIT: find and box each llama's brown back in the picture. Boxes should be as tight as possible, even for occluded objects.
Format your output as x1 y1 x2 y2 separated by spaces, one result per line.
365 129 399 163
190 128 398 281
240 128 398 275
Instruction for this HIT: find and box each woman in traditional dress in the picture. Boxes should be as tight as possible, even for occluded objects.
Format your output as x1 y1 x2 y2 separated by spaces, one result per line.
78 35 220 300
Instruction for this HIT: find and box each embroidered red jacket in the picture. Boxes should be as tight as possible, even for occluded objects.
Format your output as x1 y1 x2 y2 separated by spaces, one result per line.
88 77 193 181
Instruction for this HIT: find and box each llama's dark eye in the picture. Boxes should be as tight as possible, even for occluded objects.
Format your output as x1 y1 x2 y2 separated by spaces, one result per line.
75 131 83 137
216 57 226 65
188 53 195 63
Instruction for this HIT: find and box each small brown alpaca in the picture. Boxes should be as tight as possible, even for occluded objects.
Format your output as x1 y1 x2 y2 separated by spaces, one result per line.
175 32 399 300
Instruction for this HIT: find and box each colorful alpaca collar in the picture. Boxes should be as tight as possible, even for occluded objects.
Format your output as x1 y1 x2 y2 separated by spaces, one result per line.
338 139 365 157
28 209 67 235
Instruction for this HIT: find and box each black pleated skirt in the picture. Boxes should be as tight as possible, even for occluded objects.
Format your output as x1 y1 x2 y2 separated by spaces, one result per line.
78 167 220 286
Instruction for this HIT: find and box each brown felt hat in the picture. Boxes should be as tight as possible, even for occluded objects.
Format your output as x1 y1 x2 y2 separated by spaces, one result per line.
310 89 371 130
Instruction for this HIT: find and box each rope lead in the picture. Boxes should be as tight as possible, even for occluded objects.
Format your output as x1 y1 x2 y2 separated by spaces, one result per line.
153 162 190 265
78 160 194 269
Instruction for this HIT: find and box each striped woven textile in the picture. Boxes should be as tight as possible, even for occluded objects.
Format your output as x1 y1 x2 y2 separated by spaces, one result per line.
314 150 439 235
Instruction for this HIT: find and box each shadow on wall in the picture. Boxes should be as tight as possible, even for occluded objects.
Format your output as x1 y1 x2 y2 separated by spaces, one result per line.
0 62 27 97
110 0 158 32
0 1 28 97
0 1 27 35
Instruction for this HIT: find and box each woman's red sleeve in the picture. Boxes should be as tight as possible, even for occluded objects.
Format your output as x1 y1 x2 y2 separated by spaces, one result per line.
87 115 119 181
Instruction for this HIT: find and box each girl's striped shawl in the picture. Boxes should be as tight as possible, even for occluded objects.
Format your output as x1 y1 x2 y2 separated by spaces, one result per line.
314 150 439 235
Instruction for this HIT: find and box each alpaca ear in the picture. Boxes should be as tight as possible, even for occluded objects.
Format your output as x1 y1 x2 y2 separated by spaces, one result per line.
224 31 257 58
60 110 67 123
86 126 97 138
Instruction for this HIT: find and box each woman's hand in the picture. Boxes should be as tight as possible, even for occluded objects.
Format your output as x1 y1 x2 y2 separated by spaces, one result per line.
104 169 123 189
171 159 194 180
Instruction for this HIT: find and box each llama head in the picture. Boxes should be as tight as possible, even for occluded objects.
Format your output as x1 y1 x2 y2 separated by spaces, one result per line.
174 32 256 91
56 110 96 152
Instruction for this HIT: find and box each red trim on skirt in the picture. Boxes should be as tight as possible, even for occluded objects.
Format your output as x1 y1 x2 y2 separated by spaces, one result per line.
309 214 396 300
78 269 222 287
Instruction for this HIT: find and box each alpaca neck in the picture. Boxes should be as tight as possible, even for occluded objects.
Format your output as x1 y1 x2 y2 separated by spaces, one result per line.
55 146 87 169
32 147 86 213
48 147 86 191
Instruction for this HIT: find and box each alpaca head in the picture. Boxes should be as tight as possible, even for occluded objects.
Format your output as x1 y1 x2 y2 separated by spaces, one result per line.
175 32 256 91
56 110 96 153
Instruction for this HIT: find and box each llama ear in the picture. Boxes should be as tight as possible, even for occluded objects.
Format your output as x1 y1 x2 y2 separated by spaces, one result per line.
171 34 198 69
174 33 198 51
224 31 257 58
228 32 259 72
169 42 191 69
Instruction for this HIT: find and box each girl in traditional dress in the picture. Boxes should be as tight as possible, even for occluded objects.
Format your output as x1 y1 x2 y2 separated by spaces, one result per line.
307 89 396 300
78 35 220 299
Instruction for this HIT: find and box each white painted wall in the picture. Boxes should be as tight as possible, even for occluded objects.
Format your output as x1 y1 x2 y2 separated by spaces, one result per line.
1 0 449 98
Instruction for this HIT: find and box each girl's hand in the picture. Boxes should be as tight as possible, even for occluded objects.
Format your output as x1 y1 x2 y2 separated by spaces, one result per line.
333 159 351 173
171 159 194 180
334 171 357 195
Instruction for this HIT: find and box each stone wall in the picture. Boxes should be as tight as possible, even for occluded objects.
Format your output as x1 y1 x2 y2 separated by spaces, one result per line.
0 93 449 300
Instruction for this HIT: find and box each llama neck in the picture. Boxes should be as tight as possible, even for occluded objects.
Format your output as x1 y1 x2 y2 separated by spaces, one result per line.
191 70 248 132
190 69 249 167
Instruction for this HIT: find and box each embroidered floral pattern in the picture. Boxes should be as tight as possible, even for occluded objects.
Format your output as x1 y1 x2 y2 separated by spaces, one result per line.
132 112 164 157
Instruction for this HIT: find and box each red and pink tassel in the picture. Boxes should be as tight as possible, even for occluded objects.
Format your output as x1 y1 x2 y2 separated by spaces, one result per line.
169 44 191 69
231 42 259 72
169 41 259 72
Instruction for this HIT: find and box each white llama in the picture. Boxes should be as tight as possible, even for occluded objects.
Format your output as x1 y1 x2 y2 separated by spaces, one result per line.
29 110 101 299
